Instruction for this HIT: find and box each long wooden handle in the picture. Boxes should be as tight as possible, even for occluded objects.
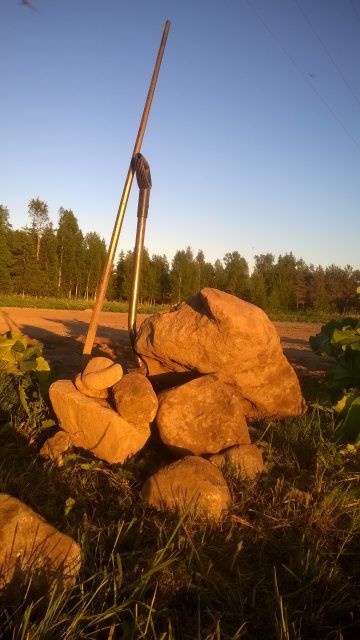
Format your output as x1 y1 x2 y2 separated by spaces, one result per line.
83 20 170 355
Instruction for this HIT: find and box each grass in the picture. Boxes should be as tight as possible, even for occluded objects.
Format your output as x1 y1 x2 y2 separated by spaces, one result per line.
1 293 358 324
0 401 359 638
0 294 168 315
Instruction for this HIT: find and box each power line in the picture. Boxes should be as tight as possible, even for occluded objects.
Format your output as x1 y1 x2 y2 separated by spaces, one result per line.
295 0 360 110
245 0 360 153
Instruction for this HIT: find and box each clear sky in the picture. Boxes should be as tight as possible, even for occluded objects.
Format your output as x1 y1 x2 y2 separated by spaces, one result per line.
1 0 359 272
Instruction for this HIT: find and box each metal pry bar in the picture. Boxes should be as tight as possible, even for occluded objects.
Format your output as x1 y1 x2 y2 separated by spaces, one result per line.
128 153 152 353
83 20 170 355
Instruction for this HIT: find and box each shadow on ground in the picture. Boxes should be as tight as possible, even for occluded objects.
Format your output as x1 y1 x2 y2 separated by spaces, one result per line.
21 320 138 380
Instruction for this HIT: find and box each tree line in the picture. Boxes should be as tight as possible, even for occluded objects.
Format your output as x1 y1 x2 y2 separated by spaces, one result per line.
1 200 359 314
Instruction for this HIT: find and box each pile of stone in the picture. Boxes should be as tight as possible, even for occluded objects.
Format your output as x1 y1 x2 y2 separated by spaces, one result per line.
43 288 306 522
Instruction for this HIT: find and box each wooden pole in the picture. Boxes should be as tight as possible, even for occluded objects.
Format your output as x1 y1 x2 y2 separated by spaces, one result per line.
83 20 170 355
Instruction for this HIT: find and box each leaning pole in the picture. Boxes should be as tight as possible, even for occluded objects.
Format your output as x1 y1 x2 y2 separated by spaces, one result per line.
83 20 171 355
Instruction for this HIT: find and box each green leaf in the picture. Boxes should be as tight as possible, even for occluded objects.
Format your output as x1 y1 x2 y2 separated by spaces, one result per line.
22 344 43 361
338 396 360 444
18 384 31 417
35 356 51 372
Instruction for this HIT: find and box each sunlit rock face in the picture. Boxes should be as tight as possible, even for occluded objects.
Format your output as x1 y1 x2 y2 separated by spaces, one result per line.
50 380 151 464
0 494 81 601
135 288 306 419
141 456 231 520
209 444 265 479
156 374 250 456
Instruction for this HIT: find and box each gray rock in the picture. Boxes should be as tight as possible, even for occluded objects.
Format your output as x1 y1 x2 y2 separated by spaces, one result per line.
141 456 231 520
135 288 305 418
50 380 150 464
210 444 265 479
112 371 158 424
156 374 250 455
0 494 80 600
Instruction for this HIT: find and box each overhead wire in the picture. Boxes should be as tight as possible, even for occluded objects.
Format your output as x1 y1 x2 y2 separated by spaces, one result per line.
245 0 360 153
295 0 360 109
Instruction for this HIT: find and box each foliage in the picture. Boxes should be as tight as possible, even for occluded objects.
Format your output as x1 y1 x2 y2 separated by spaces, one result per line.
1 201 360 313
0 331 56 433
310 318 360 444
0 408 359 638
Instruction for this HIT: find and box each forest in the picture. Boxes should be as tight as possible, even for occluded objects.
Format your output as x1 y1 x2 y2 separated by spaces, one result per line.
1 199 359 314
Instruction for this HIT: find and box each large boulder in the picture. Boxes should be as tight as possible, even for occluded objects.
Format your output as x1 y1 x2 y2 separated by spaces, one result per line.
49 380 150 464
156 374 250 455
141 456 231 520
0 494 80 600
135 288 305 418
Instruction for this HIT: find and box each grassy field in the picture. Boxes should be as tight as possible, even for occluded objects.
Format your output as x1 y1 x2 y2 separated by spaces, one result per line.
0 301 359 638
1 293 358 324
0 404 359 638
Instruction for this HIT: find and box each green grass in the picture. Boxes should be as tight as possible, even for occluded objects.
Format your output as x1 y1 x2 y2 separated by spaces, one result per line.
0 403 359 639
1 293 358 324
0 294 169 315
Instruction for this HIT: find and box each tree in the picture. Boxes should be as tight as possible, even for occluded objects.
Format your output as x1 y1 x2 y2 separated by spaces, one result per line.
83 232 107 300
249 272 267 308
272 253 297 311
147 254 170 304
28 198 50 261
114 250 133 301
222 251 249 298
9 229 40 295
56 208 83 297
39 224 58 296
0 205 13 293
253 253 275 298
213 259 225 290
170 247 198 303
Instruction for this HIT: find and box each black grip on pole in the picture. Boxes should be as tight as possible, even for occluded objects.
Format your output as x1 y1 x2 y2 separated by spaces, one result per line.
133 153 152 190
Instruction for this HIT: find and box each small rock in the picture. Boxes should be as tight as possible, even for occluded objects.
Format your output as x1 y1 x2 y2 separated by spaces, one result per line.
50 380 150 464
0 494 81 600
75 373 108 399
141 456 231 520
39 431 73 465
156 374 250 456
210 444 265 479
112 371 158 424
83 362 123 390
82 356 115 376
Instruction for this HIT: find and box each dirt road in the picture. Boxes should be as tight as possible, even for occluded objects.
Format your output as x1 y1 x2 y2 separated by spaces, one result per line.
0 307 329 390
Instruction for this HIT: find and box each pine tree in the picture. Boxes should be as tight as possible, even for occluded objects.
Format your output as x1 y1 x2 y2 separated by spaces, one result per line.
0 205 13 293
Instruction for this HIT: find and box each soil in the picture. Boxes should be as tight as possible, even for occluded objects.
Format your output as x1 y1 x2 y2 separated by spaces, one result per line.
0 307 330 396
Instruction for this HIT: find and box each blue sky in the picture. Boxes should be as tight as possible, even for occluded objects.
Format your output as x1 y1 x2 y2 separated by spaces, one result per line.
1 0 359 272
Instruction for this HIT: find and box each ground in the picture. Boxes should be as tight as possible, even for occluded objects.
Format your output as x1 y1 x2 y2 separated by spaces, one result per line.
0 307 330 393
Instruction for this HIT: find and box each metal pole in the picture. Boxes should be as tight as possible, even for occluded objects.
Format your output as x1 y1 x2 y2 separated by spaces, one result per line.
128 154 152 351
83 20 170 355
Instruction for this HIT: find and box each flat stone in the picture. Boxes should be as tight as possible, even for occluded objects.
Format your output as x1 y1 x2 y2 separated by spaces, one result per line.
156 374 250 455
83 363 123 390
75 373 108 399
210 444 265 479
0 494 81 600
49 380 151 464
141 456 231 520
39 430 73 465
135 288 306 418
82 356 115 376
112 372 158 424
